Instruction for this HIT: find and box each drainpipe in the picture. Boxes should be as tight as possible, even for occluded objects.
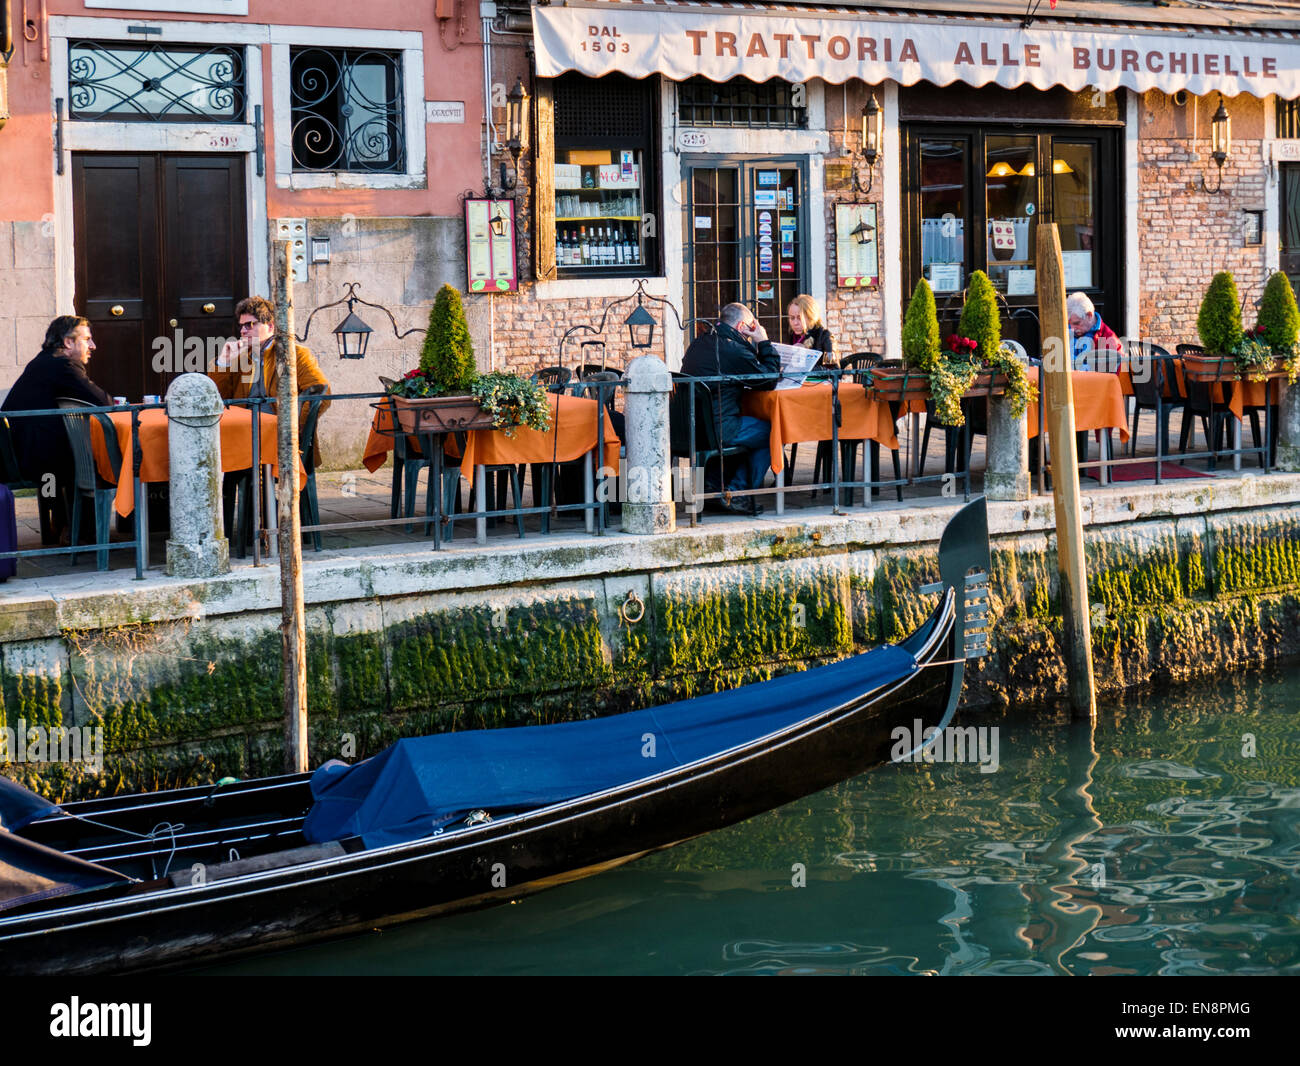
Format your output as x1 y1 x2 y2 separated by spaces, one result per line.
1 0 11 132
481 1 498 194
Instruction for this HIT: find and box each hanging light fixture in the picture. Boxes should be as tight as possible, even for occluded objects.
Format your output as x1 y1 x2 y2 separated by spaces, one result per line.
332 302 374 360
1201 94 1232 194
624 302 657 350
849 217 876 245
987 161 1017 178
500 76 530 191
854 90 883 195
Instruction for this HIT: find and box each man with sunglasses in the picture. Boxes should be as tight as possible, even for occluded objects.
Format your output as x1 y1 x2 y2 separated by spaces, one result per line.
211 296 331 411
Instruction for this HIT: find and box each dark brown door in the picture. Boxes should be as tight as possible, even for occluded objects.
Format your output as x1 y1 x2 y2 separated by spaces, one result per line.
1281 163 1300 294
73 153 247 401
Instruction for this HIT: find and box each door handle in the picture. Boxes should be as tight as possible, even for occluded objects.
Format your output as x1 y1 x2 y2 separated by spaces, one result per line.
202 303 216 314
169 319 178 328
110 305 124 316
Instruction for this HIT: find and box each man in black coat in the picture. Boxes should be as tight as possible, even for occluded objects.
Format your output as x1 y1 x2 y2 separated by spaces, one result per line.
680 303 779 515
1 317 112 536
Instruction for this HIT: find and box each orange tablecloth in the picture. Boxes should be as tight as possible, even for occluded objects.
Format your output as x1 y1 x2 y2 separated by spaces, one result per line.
1115 360 1278 418
1027 368 1130 442
90 407 297 517
741 382 900 476
365 395 620 485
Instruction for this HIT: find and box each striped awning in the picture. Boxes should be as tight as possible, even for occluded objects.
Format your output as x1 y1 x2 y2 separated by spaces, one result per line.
533 0 1300 97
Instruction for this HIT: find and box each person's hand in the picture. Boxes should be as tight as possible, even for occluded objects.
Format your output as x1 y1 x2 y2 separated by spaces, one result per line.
217 337 251 370
745 318 769 344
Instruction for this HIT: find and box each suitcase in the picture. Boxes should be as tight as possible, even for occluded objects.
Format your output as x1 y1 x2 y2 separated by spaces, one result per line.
0 483 17 581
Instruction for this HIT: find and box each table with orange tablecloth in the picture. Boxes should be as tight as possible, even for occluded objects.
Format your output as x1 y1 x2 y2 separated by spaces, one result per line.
90 406 299 517
1026 368 1130 441
1115 360 1278 419
741 382 900 475
363 393 620 484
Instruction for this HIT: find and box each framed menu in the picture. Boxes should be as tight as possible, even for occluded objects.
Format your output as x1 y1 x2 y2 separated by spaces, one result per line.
464 197 518 293
834 202 879 288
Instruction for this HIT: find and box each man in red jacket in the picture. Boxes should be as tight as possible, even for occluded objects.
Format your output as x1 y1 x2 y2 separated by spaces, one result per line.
1067 292 1122 370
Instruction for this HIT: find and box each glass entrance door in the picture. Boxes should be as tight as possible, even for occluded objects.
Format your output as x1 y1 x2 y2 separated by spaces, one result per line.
683 158 807 342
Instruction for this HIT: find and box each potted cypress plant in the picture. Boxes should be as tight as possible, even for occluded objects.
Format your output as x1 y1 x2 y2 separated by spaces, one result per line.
1189 271 1244 382
387 284 549 435
1251 270 1300 385
873 278 938 402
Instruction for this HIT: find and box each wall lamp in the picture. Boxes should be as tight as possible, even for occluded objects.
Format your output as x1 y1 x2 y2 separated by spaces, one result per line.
853 91 882 196
1200 94 1232 194
297 282 426 360
499 76 529 191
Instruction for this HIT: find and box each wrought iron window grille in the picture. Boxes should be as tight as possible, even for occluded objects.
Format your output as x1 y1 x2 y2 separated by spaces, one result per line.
290 47 405 173
69 41 245 122
677 76 806 130
1278 98 1300 140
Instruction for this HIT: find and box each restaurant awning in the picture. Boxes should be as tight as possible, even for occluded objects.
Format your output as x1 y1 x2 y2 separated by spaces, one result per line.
533 0 1300 98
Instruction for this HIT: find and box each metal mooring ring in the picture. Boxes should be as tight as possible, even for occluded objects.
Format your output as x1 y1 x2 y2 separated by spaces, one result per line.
620 590 646 625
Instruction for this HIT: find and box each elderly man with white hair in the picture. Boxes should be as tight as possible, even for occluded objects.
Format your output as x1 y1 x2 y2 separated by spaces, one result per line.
1066 292 1122 370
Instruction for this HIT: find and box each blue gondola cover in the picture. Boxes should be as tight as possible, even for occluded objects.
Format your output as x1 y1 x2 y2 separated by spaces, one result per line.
303 645 917 849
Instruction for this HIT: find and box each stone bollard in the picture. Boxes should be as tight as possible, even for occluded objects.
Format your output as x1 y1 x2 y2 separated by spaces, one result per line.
621 354 676 535
984 393 1030 501
165 374 230 577
1275 382 1300 472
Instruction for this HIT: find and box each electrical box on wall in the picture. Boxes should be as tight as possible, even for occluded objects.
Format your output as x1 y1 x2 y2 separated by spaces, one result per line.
273 218 309 283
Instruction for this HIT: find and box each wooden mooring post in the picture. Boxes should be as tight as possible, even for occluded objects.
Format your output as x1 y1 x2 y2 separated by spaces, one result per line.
1037 223 1097 719
272 240 309 772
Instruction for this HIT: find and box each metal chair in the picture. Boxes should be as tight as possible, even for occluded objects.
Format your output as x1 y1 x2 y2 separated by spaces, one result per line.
1176 342 1265 466
0 413 60 544
56 397 125 571
1125 340 1183 458
842 354 904 504
531 366 573 394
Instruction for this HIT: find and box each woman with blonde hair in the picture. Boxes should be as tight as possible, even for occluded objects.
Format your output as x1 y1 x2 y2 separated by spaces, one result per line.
787 294 837 368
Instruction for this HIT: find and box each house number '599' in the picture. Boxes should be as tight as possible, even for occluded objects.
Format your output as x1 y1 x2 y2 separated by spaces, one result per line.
208 135 237 148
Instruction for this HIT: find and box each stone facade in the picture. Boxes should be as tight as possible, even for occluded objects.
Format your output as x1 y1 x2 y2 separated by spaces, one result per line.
0 221 59 378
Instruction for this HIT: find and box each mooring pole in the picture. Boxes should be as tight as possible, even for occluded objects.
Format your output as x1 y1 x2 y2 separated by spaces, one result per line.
272 240 309 772
1037 223 1097 719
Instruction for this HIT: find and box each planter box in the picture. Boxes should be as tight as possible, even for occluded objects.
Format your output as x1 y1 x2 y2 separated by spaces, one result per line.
391 395 497 434
1181 352 1239 383
962 370 1008 398
868 366 931 402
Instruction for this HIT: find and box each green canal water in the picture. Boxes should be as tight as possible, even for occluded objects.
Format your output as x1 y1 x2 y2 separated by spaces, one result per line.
198 661 1300 976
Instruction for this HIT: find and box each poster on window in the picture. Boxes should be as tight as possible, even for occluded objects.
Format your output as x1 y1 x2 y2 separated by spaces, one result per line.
834 203 878 288
464 198 518 292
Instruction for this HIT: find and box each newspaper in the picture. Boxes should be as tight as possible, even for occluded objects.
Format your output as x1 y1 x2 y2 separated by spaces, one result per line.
771 342 821 390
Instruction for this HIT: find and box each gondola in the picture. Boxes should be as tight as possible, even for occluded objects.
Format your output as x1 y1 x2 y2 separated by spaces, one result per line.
0 498 990 976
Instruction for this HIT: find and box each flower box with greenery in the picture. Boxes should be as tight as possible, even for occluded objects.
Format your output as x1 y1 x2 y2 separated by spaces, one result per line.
387 284 550 437
1246 271 1300 386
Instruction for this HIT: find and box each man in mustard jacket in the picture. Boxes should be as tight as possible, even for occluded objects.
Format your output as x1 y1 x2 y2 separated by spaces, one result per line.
211 295 331 415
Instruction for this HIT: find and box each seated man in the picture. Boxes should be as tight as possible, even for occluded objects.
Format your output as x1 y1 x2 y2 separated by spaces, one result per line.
210 295 331 417
680 303 780 516
1067 292 1122 371
1 316 112 541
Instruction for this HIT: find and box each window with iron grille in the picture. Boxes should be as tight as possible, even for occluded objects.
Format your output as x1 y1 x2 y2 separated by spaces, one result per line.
290 47 404 172
68 41 245 122
1279 98 1300 139
677 76 806 129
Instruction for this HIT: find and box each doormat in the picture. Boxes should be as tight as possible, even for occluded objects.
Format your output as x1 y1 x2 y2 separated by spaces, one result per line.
1086 462 1213 482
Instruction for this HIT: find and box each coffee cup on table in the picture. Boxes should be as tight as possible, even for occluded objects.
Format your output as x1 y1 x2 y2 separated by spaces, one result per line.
143 394 161 404
113 396 128 406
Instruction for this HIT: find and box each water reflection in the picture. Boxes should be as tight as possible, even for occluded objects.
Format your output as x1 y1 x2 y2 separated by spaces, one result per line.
196 662 1300 976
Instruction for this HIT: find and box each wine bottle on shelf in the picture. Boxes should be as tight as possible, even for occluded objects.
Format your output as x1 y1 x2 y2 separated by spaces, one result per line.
562 230 573 267
615 225 626 266
579 226 589 266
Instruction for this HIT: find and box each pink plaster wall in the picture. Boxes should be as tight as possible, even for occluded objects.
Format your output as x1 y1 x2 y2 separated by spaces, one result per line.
0 0 486 221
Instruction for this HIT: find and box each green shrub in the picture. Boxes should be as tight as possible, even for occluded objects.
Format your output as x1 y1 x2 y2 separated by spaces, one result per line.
958 270 1002 363
419 284 477 393
902 279 941 372
1197 271 1243 356
1256 271 1300 352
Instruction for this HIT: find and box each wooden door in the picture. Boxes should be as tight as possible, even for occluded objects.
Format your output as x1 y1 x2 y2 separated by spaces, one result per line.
1281 164 1300 294
73 153 247 401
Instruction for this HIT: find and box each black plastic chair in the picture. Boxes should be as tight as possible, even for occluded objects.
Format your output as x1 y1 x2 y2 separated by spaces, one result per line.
788 353 883 491
668 374 747 513
56 397 124 571
0 412 60 545
1176 342 1265 466
531 367 573 394
1174 343 1242 468
297 385 329 550
843 355 904 504
1124 341 1183 458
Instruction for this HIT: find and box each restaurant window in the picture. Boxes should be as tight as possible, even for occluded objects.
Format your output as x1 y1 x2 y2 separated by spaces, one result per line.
677 76 806 129
906 123 1119 345
553 72 658 277
1278 98 1300 139
68 41 246 122
289 47 404 173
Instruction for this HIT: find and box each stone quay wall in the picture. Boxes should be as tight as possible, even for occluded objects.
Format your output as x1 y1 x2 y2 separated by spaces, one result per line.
2 475 1299 800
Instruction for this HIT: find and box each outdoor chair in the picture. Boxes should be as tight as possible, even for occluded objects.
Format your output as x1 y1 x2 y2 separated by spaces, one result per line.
572 363 614 383
668 373 747 513
531 366 573 394
1125 341 1184 459
0 413 60 545
846 354 905 504
1174 343 1243 469
297 385 329 551
56 397 132 571
1176 343 1266 467
379 395 465 538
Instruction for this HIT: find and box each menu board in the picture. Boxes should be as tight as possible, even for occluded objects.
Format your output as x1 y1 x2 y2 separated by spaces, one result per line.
835 203 879 288
464 197 518 293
